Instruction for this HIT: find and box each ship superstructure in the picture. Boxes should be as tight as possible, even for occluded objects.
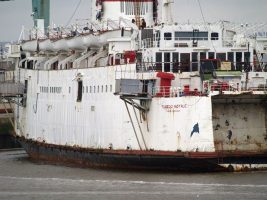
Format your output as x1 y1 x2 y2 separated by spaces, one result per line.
2 0 267 171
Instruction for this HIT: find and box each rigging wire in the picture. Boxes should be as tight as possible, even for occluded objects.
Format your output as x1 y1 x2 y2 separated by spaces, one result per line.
196 0 217 53
197 0 218 76
65 0 83 26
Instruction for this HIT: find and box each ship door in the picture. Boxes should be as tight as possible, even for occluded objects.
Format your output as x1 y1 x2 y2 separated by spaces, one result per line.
77 80 83 102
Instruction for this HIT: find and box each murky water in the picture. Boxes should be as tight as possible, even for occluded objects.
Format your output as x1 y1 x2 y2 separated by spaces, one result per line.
0 150 267 200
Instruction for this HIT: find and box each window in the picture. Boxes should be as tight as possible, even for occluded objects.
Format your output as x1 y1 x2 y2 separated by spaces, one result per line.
90 86 92 93
164 52 170 72
164 32 172 40
110 85 112 92
86 86 88 93
208 52 214 59
172 52 179 73
211 32 219 40
192 52 198 71
200 52 207 60
236 52 243 71
244 52 251 63
175 32 193 40
106 85 108 92
216 53 226 61
77 81 83 102
156 52 162 71
69 87 71 93
227 52 234 62
180 53 190 72
97 86 99 93
196 32 208 40
101 85 103 93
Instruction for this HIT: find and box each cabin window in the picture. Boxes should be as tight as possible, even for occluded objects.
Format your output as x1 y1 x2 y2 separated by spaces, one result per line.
101 85 103 93
77 81 83 102
97 86 99 93
164 53 171 72
86 86 88 93
216 53 226 61
227 52 234 62
155 52 162 71
236 52 243 62
90 86 92 93
172 52 179 73
175 32 192 40
192 52 198 71
244 52 250 63
94 86 96 93
110 85 112 92
196 32 208 40
211 32 219 40
236 52 243 71
180 53 190 72
164 32 172 40
200 52 207 60
208 52 214 59
69 87 71 93
106 85 108 92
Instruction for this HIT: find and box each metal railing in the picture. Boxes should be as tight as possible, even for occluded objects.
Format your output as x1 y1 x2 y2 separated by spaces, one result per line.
203 80 267 93
141 37 250 49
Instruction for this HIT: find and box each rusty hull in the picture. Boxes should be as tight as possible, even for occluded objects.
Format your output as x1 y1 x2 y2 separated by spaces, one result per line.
17 136 267 172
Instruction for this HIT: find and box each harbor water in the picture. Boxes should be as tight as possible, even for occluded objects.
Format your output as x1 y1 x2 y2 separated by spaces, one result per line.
0 150 266 200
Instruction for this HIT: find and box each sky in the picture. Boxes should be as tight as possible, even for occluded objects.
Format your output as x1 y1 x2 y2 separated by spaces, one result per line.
0 0 266 42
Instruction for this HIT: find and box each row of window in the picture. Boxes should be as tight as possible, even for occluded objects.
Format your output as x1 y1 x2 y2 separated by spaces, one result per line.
121 1 149 15
163 32 219 41
81 85 113 94
40 86 62 94
155 51 250 63
39 85 113 95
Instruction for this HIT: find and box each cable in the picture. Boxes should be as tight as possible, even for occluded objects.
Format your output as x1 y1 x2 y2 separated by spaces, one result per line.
196 0 217 53
197 0 218 75
65 0 83 26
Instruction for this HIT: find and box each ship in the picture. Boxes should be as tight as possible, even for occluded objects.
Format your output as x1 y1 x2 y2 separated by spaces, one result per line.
1 0 267 172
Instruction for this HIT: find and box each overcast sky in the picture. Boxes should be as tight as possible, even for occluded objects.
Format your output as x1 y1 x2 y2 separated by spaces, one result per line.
0 0 266 42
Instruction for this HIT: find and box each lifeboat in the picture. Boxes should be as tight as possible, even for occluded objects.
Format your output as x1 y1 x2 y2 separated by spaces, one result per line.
66 36 87 50
83 33 101 48
21 40 38 52
51 38 69 52
39 39 54 51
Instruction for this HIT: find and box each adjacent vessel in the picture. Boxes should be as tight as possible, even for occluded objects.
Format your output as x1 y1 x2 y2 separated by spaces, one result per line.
3 0 267 172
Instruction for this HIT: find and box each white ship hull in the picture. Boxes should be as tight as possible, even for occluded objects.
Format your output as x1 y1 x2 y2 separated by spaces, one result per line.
14 64 267 171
